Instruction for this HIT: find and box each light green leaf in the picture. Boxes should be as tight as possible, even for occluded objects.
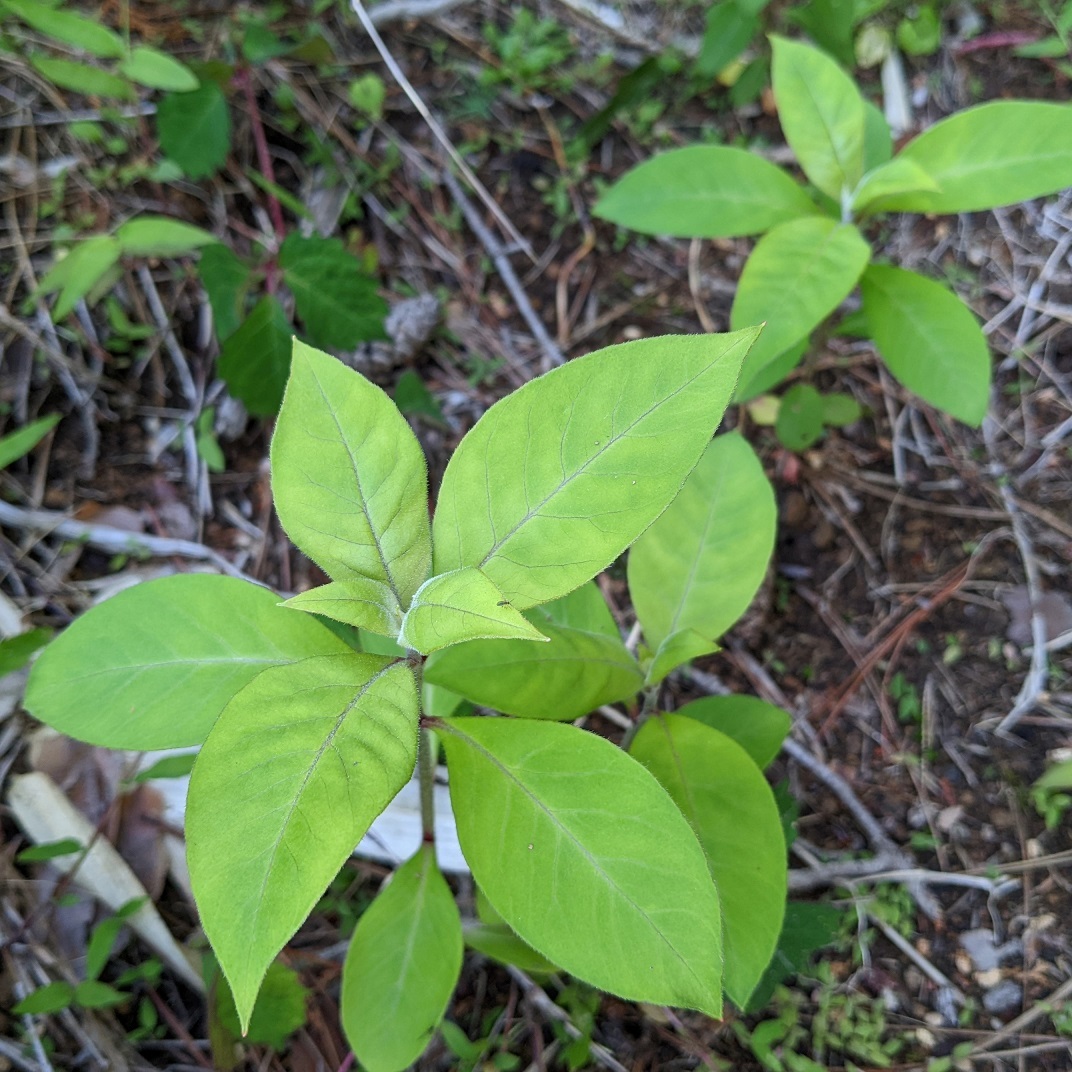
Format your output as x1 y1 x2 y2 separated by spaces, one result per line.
862 98 893 172
464 922 558 975
199 243 250 341
736 338 809 402
272 342 431 613
770 35 865 202
118 46 199 91
217 295 292 415
30 55 134 99
36 235 122 320
630 714 786 1008
278 234 388 349
283 578 402 637
24 574 348 749
216 960 309 1052
860 264 989 425
775 383 825 451
629 433 776 649
13 980 76 1015
425 615 643 720
676 695 791 769
539 580 620 639
593 146 817 238
820 391 861 427
116 217 214 257
880 102 1072 213
1 0 124 57
156 81 231 179
433 330 759 609
0 414 60 469
440 717 724 1015
732 217 870 398
188 653 418 1030
645 629 719 686
73 980 129 1008
851 157 939 216
400 568 549 654
1037 759 1072 791
341 846 462 1072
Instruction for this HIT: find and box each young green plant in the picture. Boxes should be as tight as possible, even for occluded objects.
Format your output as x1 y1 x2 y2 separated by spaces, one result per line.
595 35 1072 440
27 332 791 1071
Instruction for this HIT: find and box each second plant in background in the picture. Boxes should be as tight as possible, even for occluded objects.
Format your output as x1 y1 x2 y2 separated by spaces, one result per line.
595 35 1072 442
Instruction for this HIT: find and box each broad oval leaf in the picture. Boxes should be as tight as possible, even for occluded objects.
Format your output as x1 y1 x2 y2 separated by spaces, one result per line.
425 616 642 720
24 574 348 749
860 264 989 425
645 629 719 686
341 846 463 1072
156 81 231 179
440 717 723 1015
732 218 870 398
629 433 775 650
432 330 760 609
278 234 388 349
771 35 866 201
116 217 214 258
283 578 401 637
851 157 939 216
36 235 122 320
118 46 199 91
188 653 418 1029
272 341 432 613
399 568 548 654
630 714 786 1008
881 102 1072 214
594 146 817 238
775 383 825 451
217 295 292 415
676 695 791 769
2 0 124 57
539 580 620 639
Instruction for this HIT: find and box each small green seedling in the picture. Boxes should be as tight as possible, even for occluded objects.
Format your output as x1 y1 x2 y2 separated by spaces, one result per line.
27 333 793 1071
596 35 1072 433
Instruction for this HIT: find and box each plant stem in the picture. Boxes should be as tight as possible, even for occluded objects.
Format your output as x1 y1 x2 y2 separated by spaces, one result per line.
418 728 436 843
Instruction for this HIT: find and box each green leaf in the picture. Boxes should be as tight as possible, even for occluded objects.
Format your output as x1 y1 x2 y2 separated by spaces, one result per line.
24 574 349 749
188 653 418 1030
74 980 128 1008
347 72 386 120
116 217 214 257
896 5 940 55
272 342 432 613
118 46 199 91
819 391 861 427
775 383 825 450
594 146 817 238
341 846 463 1072
86 913 126 981
851 157 939 216
13 981 76 1015
440 717 724 1015
676 696 791 769
465 922 558 974
537 581 620 639
132 753 197 783
217 296 293 415
629 433 776 650
433 330 759 609
156 81 231 179
278 234 388 349
630 714 786 1008
737 338 809 402
744 902 843 1012
394 369 445 425
770 35 866 202
732 218 870 398
30 55 135 99
16 837 82 864
862 99 893 172
217 960 309 1051
425 614 643 721
36 235 122 320
860 264 990 425
883 102 1072 213
789 0 856 66
694 2 759 80
199 243 250 341
283 578 402 637
1 0 124 57
644 629 719 686
400 568 549 654
0 414 60 468
1037 759 1072 790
